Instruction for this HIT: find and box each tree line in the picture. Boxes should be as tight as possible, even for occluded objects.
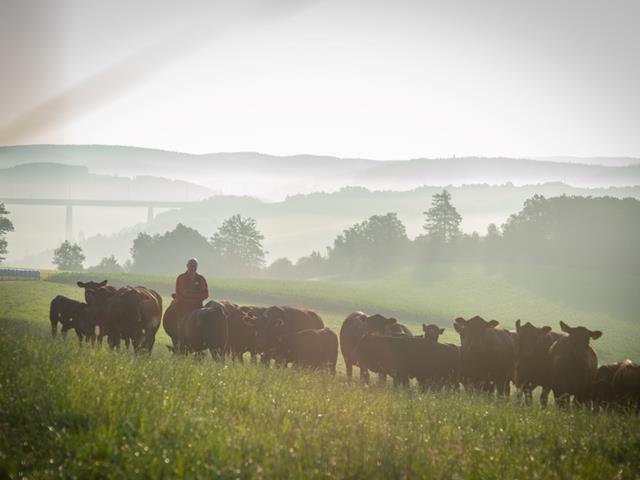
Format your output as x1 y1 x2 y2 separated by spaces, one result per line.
45 191 640 276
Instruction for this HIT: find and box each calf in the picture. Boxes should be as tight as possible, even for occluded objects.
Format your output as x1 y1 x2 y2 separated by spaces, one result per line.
591 362 623 408
253 306 324 363
49 295 87 339
340 312 398 382
549 321 602 408
272 328 338 374
612 360 640 410
514 320 564 406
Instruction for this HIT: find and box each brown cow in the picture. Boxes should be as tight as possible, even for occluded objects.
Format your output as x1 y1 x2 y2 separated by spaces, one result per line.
104 286 163 352
549 321 602 407
353 334 459 388
253 306 324 363
218 301 261 363
612 360 640 409
422 324 445 342
77 280 117 344
172 300 228 359
77 280 115 304
591 362 623 408
272 328 338 374
453 316 515 396
514 320 564 406
339 312 398 382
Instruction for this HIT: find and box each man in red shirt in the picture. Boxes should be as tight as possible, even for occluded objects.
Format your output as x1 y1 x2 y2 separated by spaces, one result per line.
174 258 209 315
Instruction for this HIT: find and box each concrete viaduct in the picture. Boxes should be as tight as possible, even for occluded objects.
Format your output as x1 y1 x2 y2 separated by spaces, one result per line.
0 197 197 241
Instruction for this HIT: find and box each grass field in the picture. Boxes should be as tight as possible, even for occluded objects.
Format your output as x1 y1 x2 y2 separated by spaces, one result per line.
1 269 640 479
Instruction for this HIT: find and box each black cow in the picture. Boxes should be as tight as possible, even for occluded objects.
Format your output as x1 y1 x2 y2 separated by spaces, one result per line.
454 316 515 397
514 320 564 406
272 328 338 374
549 321 602 408
49 295 92 340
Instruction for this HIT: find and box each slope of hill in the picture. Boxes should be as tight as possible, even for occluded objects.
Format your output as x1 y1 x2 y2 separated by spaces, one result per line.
0 162 212 200
2 145 639 200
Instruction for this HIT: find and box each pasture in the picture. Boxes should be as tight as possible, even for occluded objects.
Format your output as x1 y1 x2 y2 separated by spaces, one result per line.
1 271 640 478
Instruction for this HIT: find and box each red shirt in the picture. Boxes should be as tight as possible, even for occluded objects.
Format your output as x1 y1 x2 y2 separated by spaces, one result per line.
175 271 209 303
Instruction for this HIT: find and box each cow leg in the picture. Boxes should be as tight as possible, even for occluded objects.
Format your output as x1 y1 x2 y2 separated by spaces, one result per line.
50 318 58 337
360 367 370 384
554 389 569 408
345 361 353 379
329 362 336 377
540 387 551 408
378 373 387 385
250 352 257 364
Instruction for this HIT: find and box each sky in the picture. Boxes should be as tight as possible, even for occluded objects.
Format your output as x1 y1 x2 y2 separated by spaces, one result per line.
0 0 639 159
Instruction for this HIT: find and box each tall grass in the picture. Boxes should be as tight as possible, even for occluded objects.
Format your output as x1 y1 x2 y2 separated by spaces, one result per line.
1 280 640 478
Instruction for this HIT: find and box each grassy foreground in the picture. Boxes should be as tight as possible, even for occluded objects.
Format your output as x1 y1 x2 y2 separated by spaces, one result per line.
1 280 640 479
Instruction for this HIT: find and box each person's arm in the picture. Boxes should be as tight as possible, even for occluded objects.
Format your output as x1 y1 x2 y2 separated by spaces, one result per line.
175 274 185 299
198 276 209 301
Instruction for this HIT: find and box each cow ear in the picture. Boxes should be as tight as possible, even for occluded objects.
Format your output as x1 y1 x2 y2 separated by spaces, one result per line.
77 281 86 287
388 317 397 324
515 319 521 332
439 328 445 335
487 320 499 328
590 330 602 340
454 323 463 333
422 324 427 332
454 317 466 325
99 280 107 287
560 321 572 334
541 326 552 335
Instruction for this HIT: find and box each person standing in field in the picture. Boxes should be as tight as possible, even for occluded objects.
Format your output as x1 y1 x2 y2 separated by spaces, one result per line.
174 258 209 317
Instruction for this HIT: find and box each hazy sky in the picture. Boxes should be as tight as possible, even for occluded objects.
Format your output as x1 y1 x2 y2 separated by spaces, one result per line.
1 0 639 159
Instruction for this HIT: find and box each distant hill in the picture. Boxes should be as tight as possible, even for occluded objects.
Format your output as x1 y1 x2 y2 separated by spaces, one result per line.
0 162 212 201
1 145 639 200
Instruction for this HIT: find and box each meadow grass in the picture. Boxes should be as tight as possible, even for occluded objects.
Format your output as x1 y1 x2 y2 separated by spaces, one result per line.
1 280 640 479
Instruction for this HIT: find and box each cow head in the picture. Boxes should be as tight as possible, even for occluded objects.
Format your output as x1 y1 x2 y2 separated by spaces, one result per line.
77 280 108 304
514 319 552 358
363 314 396 334
454 316 499 352
559 321 602 347
422 324 445 342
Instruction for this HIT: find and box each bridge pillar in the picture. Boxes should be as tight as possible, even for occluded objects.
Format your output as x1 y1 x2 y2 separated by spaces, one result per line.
65 205 73 241
147 206 154 223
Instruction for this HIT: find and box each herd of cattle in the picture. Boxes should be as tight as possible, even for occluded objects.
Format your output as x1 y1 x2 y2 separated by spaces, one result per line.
49 280 640 410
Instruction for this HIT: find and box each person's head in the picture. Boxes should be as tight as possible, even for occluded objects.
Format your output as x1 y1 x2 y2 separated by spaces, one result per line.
186 258 198 274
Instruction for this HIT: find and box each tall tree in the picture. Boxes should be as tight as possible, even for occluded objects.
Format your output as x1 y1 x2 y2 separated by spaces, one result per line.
52 241 85 271
0 203 14 264
211 215 266 274
423 190 462 243
130 224 215 275
329 212 409 273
